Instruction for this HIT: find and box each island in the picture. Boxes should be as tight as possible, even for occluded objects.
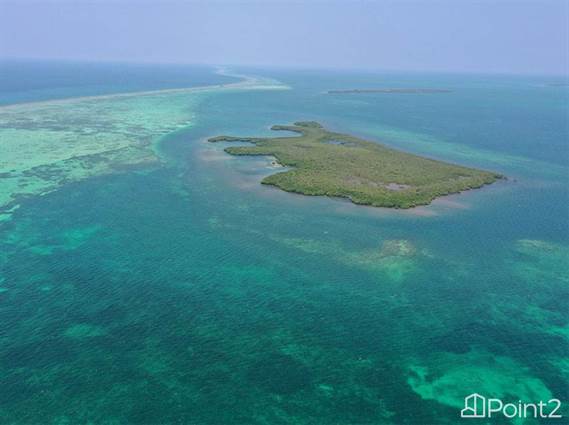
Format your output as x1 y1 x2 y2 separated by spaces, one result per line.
208 121 503 209
328 88 452 94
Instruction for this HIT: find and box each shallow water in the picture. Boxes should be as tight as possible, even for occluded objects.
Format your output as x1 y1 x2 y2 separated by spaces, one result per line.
0 63 567 424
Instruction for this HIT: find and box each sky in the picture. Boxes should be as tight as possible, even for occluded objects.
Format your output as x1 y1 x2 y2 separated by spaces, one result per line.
0 0 567 75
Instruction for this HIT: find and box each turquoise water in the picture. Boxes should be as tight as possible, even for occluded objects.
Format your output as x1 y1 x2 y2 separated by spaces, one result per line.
0 63 567 424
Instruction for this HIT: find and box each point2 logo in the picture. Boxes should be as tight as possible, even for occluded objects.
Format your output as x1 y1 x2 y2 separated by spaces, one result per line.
460 393 563 419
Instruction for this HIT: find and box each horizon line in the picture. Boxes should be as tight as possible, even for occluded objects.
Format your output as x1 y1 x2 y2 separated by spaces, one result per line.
1 56 568 79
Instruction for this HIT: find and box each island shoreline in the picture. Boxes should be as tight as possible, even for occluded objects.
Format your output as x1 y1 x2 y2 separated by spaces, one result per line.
209 121 505 209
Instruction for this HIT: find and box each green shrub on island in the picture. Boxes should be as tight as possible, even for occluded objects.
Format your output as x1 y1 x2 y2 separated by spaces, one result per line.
209 122 503 209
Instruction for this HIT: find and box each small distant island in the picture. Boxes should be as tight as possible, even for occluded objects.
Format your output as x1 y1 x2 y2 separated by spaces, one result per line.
208 122 503 209
328 88 452 94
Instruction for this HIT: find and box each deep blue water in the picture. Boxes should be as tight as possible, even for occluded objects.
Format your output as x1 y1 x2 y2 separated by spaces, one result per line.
0 60 237 105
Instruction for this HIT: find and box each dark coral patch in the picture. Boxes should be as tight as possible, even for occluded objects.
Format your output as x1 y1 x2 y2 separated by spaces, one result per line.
247 353 313 395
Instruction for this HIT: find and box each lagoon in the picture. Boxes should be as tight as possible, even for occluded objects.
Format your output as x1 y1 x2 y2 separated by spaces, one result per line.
0 62 567 424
